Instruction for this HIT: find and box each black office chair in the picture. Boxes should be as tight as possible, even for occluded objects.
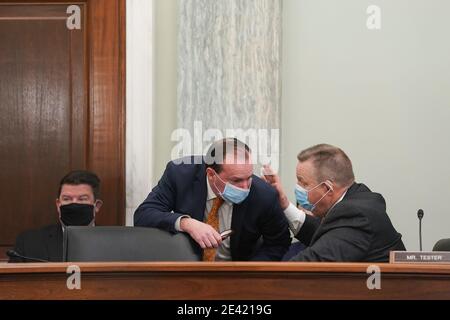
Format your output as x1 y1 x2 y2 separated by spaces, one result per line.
433 238 450 252
63 226 200 262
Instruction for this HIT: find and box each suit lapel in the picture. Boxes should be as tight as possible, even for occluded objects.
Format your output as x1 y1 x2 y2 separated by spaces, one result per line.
191 165 208 221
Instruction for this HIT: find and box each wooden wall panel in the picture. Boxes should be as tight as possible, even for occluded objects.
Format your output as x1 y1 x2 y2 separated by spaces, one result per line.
88 0 126 227
0 0 125 259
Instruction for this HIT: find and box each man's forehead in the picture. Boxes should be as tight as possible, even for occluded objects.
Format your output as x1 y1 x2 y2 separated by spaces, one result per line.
221 162 253 176
60 184 94 195
296 161 316 180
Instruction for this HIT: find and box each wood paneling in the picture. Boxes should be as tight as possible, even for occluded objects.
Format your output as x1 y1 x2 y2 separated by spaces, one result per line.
1 262 450 300
0 3 88 253
88 0 126 227
0 0 125 259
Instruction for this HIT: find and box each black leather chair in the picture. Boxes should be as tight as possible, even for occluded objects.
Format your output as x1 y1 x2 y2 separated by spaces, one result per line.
433 238 450 251
63 226 200 262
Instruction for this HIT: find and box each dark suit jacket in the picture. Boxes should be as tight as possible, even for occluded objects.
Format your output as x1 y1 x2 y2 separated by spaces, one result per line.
134 157 291 261
292 183 406 262
9 224 63 263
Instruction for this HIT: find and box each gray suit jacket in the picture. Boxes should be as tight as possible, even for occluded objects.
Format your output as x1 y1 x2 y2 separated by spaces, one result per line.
292 183 406 262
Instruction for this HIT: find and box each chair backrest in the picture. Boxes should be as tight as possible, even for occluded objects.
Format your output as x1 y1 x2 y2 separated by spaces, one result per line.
433 238 450 252
63 226 200 262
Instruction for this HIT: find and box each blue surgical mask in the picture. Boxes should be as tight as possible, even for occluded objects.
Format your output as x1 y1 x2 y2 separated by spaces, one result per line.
214 173 251 204
295 184 314 211
295 182 331 212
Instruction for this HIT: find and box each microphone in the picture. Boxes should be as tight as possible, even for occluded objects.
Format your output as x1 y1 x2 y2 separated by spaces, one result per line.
6 250 49 263
417 209 424 251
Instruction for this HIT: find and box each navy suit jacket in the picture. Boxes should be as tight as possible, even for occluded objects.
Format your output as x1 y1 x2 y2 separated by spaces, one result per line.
134 157 291 261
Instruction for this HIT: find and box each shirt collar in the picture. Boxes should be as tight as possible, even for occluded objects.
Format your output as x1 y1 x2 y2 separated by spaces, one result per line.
206 177 218 201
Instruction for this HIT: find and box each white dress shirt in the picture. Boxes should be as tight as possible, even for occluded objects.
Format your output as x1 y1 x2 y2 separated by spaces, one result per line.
175 178 233 261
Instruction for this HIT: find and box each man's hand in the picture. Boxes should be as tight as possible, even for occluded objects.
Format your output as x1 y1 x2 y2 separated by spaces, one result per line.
261 165 290 210
180 217 223 249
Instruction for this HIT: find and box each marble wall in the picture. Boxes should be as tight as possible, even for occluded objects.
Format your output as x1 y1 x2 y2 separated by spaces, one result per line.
177 0 282 169
126 0 154 226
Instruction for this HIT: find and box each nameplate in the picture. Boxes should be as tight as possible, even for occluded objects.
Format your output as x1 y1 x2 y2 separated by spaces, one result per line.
390 251 450 264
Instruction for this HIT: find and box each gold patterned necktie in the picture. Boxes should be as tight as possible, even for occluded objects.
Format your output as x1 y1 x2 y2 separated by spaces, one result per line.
202 197 225 261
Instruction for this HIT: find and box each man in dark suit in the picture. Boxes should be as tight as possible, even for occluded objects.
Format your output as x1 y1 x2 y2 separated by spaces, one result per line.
9 170 103 262
262 144 405 262
134 138 291 261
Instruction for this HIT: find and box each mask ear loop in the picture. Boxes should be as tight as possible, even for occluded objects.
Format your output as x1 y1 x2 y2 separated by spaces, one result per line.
210 170 226 198
324 180 334 191
310 181 333 211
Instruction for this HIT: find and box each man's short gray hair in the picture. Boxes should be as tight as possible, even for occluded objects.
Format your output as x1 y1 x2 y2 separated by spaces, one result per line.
297 144 355 187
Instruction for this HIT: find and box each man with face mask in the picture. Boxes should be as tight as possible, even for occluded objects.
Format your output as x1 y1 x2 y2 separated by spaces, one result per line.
134 138 291 261
262 144 405 262
9 170 103 262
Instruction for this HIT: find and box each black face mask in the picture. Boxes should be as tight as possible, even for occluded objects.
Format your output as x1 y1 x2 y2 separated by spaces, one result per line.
60 203 95 226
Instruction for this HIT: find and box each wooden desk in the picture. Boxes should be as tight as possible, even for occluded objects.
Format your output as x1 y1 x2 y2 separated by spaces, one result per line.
1 262 450 300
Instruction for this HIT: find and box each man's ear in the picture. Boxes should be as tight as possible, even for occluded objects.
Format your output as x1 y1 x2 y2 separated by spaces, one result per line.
206 167 215 179
94 200 103 213
325 180 334 192
56 199 62 218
